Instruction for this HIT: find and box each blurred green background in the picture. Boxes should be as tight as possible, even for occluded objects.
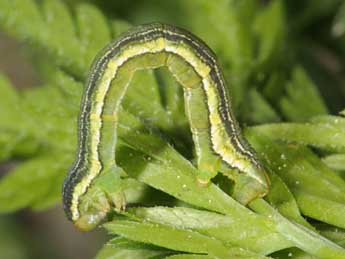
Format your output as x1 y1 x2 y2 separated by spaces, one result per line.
0 29 106 259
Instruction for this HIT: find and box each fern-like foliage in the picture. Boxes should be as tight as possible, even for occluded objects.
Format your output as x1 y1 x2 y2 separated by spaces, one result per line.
0 1 345 259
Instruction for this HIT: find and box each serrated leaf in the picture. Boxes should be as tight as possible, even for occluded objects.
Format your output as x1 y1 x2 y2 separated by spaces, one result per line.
0 130 40 162
41 0 76 41
175 0 254 108
20 85 77 151
0 153 70 212
0 0 130 77
76 3 112 68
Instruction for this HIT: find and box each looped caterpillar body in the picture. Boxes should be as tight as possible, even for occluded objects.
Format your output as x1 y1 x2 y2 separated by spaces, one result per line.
62 23 270 230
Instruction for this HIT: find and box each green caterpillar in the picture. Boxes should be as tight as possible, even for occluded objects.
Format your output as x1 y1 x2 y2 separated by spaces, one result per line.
63 23 270 230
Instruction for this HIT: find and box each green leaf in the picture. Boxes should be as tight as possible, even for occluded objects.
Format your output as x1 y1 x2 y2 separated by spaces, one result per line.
249 199 345 259
0 152 70 212
164 255 215 259
0 130 40 162
280 66 328 121
176 0 254 108
318 224 345 248
262 72 287 104
243 89 280 124
20 85 77 151
41 0 76 48
322 154 345 171
262 170 312 230
116 126 345 257
128 206 290 255
153 68 191 155
0 0 129 77
104 218 268 259
290 0 342 31
75 3 112 69
296 193 345 229
252 115 345 152
0 0 84 75
0 74 24 129
110 19 131 38
247 129 345 229
254 0 286 72
332 1 345 37
122 70 170 129
96 237 172 259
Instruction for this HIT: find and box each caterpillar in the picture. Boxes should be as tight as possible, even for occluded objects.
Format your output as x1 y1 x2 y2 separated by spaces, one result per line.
62 23 269 230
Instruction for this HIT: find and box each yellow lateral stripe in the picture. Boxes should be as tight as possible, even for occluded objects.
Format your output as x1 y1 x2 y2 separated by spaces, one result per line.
63 23 269 226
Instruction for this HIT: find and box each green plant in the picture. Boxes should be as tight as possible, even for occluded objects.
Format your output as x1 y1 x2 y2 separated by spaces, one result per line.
1 0 345 258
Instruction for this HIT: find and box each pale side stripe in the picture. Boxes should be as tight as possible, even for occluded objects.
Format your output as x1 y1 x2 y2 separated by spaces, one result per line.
71 39 165 221
202 77 250 172
72 27 163 180
164 29 251 157
164 41 250 167
71 33 251 220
